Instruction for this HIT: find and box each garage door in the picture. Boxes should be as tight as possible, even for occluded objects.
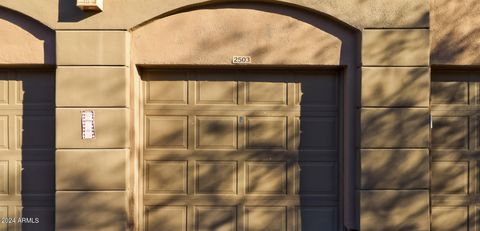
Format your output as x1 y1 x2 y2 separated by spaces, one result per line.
0 70 55 231
140 69 340 231
431 72 480 231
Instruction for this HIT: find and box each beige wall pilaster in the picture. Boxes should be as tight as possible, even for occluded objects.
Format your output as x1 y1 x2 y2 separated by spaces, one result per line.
360 29 431 230
55 30 130 231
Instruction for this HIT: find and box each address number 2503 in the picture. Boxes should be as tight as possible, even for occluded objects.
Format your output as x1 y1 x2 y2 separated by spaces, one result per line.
232 56 252 64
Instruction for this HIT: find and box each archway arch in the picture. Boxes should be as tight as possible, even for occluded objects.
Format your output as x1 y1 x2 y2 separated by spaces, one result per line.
0 6 55 65
131 2 358 66
131 2 359 230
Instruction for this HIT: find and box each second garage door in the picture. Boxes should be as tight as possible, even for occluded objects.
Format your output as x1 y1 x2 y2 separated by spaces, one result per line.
431 71 480 231
140 69 340 231
0 70 55 231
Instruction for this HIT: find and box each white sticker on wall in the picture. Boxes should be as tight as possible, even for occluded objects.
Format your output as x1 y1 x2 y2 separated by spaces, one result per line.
81 111 96 139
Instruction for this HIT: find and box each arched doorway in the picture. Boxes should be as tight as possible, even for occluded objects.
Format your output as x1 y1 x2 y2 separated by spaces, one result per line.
131 3 359 230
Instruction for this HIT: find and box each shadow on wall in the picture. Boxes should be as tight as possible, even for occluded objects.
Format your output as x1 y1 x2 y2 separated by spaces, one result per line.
0 7 55 64
431 0 480 64
201 2 358 66
360 68 431 230
357 1 431 229
132 2 359 66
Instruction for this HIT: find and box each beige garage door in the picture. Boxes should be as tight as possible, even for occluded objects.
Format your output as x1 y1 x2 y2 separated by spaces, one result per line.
430 72 480 230
140 69 340 231
0 70 55 231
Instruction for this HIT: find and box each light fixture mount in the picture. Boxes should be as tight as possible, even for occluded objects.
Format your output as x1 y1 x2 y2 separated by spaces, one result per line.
77 0 103 11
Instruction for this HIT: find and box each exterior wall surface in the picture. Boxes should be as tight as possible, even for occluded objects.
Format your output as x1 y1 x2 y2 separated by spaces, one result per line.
132 6 344 65
55 31 131 230
431 0 480 65
0 8 55 65
359 16 431 231
0 0 478 230
0 0 428 30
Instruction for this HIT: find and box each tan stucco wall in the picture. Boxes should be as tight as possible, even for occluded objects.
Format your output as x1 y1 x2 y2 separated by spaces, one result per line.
431 0 480 65
360 28 430 231
0 8 54 65
0 0 428 30
6 0 480 66
133 6 342 65
55 29 131 230
1 0 479 230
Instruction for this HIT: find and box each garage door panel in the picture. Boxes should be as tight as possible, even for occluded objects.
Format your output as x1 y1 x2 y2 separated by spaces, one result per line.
145 161 187 194
432 162 469 195
297 207 338 231
196 81 238 105
17 116 55 149
431 116 469 149
245 206 287 231
146 79 189 105
195 206 237 231
296 117 337 150
297 162 337 195
196 161 237 194
476 119 480 150
298 151 341 162
146 116 188 149
246 162 287 195
0 206 6 230
295 76 338 107
0 116 8 149
431 81 469 105
246 81 287 105
0 161 7 195
246 117 287 149
17 161 55 195
15 72 55 107
19 150 54 161
431 206 468 231
0 80 8 105
141 70 340 231
196 116 238 149
145 206 187 231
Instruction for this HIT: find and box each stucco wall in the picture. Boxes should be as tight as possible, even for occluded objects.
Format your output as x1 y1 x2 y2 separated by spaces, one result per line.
431 0 480 65
0 0 478 230
0 0 428 30
132 6 343 65
0 7 54 65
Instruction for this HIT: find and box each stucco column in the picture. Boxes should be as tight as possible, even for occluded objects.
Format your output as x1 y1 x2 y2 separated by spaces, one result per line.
54 31 130 231
359 29 431 230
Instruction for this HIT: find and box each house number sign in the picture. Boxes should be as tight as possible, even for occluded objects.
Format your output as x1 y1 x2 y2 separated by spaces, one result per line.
232 56 252 64
81 111 96 139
